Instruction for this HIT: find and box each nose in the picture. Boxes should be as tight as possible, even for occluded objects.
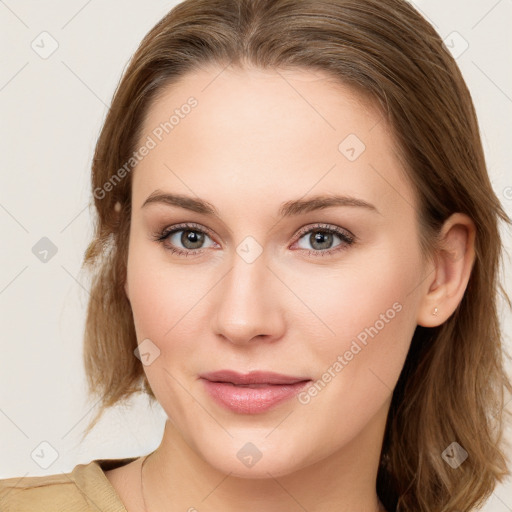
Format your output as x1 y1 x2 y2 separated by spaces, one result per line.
211 250 286 346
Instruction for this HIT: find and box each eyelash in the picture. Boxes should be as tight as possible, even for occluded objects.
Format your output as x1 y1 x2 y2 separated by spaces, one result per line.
152 222 355 258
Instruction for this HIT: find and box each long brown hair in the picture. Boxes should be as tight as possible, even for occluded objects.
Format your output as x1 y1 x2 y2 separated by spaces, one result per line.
80 1 512 510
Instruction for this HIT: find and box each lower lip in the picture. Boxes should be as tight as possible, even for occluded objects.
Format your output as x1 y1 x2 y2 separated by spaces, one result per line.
201 379 311 414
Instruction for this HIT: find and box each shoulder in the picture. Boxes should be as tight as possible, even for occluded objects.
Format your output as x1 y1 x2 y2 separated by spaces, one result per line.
0 457 137 512
0 471 90 512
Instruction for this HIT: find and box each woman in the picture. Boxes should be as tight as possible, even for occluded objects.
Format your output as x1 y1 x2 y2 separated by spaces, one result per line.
1 0 510 511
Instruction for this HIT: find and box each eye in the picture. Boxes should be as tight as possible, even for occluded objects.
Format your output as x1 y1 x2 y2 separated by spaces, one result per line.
153 223 218 256
292 223 355 256
152 222 355 258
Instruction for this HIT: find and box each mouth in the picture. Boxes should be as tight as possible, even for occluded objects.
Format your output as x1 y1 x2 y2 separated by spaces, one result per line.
199 370 312 414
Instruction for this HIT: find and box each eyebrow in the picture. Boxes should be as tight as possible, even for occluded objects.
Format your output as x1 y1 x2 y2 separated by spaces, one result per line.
141 190 379 217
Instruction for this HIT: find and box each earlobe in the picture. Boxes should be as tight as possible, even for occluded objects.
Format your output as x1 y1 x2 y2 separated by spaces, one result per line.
416 213 476 327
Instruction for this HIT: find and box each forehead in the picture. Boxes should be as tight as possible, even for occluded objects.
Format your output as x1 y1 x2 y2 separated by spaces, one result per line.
142 65 382 147
132 65 415 218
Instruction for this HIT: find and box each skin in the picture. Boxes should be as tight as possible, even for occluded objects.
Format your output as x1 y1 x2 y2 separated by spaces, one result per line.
104 65 476 512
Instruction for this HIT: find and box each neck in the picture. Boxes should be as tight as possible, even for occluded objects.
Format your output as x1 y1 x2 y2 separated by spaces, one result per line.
141 403 389 512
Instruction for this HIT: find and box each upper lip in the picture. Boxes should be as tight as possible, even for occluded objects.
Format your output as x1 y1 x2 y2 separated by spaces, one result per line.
200 370 310 385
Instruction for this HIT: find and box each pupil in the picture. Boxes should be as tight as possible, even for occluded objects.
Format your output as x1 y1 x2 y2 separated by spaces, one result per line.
311 231 332 250
182 230 204 249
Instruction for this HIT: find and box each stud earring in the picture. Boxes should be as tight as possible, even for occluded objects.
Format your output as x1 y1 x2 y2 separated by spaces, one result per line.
432 307 439 316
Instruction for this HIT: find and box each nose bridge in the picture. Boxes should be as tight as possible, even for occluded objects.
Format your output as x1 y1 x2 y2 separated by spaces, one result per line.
212 246 283 344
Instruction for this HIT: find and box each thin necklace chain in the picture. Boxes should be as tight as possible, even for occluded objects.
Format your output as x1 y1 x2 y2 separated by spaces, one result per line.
140 451 387 512
140 451 152 512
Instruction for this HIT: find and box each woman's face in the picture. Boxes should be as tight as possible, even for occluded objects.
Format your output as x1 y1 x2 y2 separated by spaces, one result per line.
125 65 430 477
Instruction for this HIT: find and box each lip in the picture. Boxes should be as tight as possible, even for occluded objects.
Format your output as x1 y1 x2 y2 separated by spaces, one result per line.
200 370 309 385
199 370 311 414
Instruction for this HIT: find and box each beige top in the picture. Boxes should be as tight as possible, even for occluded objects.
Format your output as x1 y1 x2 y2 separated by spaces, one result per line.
0 457 136 512
1 457 391 511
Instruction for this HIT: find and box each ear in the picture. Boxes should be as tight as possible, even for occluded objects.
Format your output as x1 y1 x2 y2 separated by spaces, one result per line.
416 213 476 327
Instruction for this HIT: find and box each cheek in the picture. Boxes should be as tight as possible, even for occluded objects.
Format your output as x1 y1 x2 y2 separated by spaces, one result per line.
287 236 422 381
127 235 198 337
290 245 421 444
125 243 210 419
126 239 218 370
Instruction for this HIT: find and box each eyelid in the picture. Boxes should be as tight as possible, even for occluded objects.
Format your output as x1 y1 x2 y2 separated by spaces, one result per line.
161 222 217 241
293 222 355 242
151 222 220 255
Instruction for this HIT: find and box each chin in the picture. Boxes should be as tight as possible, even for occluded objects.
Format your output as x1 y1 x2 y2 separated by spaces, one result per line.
214 456 302 480
195 435 313 479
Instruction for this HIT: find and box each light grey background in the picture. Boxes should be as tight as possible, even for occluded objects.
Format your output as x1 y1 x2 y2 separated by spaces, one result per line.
1 1 511 510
